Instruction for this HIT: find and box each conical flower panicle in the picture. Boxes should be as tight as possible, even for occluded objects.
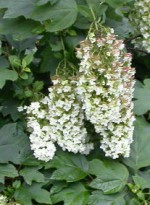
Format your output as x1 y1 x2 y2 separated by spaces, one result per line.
76 25 135 158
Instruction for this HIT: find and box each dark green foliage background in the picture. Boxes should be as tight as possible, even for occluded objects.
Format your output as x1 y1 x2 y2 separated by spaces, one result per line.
0 0 150 204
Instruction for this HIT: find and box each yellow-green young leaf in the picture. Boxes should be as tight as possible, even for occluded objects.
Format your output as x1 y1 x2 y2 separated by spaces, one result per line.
51 183 89 205
22 52 34 68
20 72 29 80
0 163 18 184
89 159 129 194
9 55 21 68
88 191 126 205
19 167 45 185
0 68 18 89
23 67 31 72
132 174 150 190
123 117 150 170
33 81 44 92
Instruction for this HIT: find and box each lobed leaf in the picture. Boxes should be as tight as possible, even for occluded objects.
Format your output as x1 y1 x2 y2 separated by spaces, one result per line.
14 182 51 205
19 167 45 185
0 123 31 164
51 182 89 205
88 191 126 205
89 159 129 194
0 68 18 89
0 163 18 184
45 151 89 182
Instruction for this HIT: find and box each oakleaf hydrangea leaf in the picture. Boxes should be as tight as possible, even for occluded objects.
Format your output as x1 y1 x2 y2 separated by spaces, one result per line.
14 183 51 205
0 164 18 184
19 167 45 185
89 159 129 194
0 123 31 164
47 151 89 182
134 79 150 115
0 68 18 89
88 191 126 205
123 117 150 170
51 183 89 205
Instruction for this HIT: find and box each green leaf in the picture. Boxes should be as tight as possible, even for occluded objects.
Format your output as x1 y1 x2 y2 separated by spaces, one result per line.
14 182 51 205
28 183 51 204
105 0 132 8
33 81 44 92
0 0 77 32
51 182 89 205
1 99 21 121
46 151 89 182
85 0 108 19
14 185 32 205
43 0 78 32
20 72 29 80
0 0 36 19
0 18 39 40
19 167 45 185
134 79 150 115
0 163 18 184
36 0 58 6
22 52 34 68
138 169 150 189
123 117 150 170
0 56 9 68
38 45 59 74
133 174 150 190
129 198 140 205
5 35 38 52
88 191 126 205
106 17 134 38
0 123 31 164
0 68 18 89
50 181 68 195
89 159 129 194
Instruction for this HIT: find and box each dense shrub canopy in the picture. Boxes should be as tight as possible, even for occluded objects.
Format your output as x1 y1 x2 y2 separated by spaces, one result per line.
0 0 150 205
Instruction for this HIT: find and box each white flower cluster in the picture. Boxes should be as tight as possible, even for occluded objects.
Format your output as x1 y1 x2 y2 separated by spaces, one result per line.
76 25 135 158
19 99 57 162
19 78 93 162
129 0 150 52
0 195 7 205
0 195 21 205
47 79 93 155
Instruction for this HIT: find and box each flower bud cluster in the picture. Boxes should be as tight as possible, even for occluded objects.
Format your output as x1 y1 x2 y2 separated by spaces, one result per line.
129 0 150 52
76 25 135 158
